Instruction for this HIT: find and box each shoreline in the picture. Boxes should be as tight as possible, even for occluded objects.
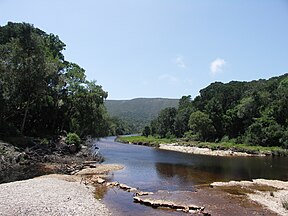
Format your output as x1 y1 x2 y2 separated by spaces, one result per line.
159 143 266 157
210 179 288 216
0 163 124 216
0 175 111 216
1 161 287 215
117 136 288 157
1 137 287 215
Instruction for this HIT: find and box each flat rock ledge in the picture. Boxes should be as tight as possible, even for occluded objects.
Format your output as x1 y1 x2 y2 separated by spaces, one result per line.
133 190 209 215
104 181 209 214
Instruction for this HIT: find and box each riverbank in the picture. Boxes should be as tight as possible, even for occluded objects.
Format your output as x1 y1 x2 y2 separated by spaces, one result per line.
117 136 288 157
159 143 265 157
0 175 110 216
0 163 124 216
210 179 288 216
0 137 104 183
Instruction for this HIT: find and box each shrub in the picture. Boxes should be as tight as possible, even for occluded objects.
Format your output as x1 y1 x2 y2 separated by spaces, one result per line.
66 133 81 149
0 120 20 137
183 131 198 141
142 126 151 137
221 135 229 142
40 138 49 145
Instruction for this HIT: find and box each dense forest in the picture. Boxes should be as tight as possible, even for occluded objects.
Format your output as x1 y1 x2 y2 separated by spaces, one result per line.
105 98 179 133
0 22 114 139
148 74 288 148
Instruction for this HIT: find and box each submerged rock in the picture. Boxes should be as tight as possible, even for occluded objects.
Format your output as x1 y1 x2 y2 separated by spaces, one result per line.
133 190 208 214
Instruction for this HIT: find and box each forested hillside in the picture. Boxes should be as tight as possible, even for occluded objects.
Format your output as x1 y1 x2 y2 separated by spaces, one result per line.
0 22 110 139
105 98 179 133
150 74 288 148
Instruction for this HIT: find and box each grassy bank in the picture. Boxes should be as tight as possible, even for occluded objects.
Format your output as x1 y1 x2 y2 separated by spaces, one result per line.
117 136 288 156
116 136 177 147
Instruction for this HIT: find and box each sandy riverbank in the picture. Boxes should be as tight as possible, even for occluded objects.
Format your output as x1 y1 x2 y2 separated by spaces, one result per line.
159 143 265 157
0 164 123 216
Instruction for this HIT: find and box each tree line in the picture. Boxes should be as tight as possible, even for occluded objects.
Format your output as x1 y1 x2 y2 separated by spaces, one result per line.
146 74 288 148
105 98 179 134
0 22 118 139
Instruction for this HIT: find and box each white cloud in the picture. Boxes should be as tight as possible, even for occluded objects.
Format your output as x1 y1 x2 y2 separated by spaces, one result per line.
158 74 178 83
210 58 226 75
175 55 186 69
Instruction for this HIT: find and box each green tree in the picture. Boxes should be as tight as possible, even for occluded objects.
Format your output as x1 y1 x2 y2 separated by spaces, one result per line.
0 22 65 134
174 96 193 137
245 116 284 147
189 111 216 141
155 107 177 138
142 126 151 137
0 22 110 139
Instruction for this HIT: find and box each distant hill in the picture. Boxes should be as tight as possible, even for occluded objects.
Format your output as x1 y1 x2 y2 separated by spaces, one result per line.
105 98 179 133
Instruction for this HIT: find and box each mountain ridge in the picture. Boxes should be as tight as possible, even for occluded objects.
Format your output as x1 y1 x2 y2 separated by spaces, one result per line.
105 98 179 132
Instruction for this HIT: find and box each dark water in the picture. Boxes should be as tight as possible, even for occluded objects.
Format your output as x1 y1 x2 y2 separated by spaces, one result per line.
95 137 288 216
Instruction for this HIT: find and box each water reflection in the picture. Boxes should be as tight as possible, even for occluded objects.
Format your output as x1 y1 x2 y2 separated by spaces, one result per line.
96 137 288 216
97 137 288 187
153 149 288 184
155 163 224 187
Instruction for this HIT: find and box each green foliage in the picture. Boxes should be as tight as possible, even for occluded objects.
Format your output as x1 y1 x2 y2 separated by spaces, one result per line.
152 107 177 138
174 95 193 137
66 132 81 148
183 130 198 141
108 117 132 136
142 126 151 137
105 98 179 133
189 111 216 141
0 22 109 141
40 138 49 145
118 135 177 146
149 73 288 149
0 120 20 138
245 117 284 147
118 135 288 155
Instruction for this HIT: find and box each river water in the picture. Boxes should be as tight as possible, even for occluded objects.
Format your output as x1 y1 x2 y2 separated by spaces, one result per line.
94 137 288 216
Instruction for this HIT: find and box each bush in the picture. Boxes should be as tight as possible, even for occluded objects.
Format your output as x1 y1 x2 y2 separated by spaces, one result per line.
221 135 230 142
66 133 81 149
0 120 20 138
183 131 198 141
142 126 151 137
165 131 176 139
40 138 49 145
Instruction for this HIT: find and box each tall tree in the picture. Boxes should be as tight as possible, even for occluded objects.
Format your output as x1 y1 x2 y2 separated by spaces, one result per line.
155 107 177 138
174 95 193 137
0 22 65 133
189 111 216 141
0 22 109 139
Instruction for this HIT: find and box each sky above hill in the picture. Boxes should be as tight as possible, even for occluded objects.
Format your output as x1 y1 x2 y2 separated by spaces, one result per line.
1 0 288 99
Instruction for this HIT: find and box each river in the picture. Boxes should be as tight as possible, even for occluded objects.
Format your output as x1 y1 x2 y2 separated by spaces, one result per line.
94 137 288 216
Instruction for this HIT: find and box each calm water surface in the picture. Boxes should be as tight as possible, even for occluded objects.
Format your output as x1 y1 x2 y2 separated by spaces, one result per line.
95 137 288 216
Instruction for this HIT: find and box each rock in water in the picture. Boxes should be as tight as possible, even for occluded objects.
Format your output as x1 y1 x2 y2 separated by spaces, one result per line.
133 190 208 214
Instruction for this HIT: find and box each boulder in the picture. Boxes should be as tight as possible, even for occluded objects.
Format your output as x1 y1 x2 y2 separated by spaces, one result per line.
69 144 77 153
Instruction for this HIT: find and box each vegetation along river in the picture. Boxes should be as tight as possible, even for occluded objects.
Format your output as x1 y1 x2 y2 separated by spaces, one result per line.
94 137 288 216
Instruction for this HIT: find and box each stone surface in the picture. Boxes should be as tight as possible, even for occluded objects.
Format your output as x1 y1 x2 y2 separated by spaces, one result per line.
0 175 111 216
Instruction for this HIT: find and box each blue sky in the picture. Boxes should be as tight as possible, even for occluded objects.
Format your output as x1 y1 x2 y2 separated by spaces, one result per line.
1 0 288 99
